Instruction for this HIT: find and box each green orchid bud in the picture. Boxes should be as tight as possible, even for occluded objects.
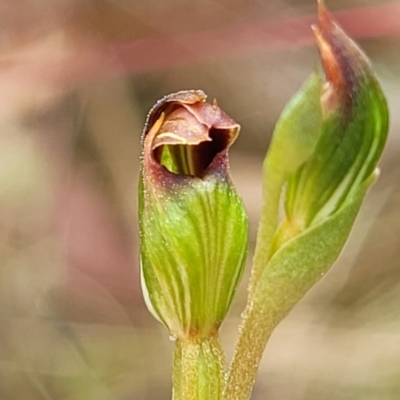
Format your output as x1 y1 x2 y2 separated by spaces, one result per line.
258 0 389 297
139 90 248 340
225 6 390 397
283 1 389 233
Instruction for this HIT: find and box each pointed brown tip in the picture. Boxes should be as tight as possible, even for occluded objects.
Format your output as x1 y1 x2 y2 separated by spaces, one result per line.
313 13 345 111
317 0 330 25
314 1 373 115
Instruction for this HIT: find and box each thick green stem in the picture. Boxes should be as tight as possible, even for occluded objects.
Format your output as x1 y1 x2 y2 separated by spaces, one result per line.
223 301 280 400
173 335 225 400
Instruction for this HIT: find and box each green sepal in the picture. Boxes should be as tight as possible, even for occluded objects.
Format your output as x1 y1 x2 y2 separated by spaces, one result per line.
141 173 248 339
253 171 376 319
250 72 324 287
264 71 323 182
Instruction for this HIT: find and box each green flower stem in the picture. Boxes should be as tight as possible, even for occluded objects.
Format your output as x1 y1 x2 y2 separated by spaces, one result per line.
223 301 277 400
223 158 291 400
173 335 225 400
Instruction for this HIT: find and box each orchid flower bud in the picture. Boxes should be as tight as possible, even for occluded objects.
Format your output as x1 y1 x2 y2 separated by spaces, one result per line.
284 1 389 233
252 0 389 332
139 90 248 339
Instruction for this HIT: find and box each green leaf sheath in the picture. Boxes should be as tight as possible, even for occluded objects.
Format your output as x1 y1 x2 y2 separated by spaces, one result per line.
225 176 375 400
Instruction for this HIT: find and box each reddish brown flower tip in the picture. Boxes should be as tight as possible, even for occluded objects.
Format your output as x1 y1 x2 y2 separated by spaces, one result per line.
142 90 240 182
312 0 372 113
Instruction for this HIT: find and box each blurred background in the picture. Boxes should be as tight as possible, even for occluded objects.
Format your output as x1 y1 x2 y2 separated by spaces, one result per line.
1 0 400 399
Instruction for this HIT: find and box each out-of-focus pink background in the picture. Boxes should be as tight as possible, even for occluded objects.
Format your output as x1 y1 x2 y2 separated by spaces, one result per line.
1 1 400 398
